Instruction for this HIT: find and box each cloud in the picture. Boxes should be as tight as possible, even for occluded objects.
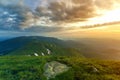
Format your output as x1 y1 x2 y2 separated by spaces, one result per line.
25 26 65 32
36 0 120 22
18 0 97 31
1 0 120 34
32 0 120 30
0 4 31 30
0 0 19 5
0 3 63 33
36 0 97 23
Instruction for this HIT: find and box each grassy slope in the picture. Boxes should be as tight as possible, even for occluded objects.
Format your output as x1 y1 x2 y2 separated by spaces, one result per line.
0 56 120 80
8 41 83 57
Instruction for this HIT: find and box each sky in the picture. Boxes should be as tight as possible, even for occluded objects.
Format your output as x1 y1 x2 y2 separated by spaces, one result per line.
0 0 120 39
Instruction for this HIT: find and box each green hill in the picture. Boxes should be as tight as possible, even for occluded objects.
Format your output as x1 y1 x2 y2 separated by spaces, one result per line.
0 36 83 57
0 56 120 80
0 36 120 80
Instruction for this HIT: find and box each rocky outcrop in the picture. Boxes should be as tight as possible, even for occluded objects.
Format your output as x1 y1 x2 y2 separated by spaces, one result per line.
43 61 69 79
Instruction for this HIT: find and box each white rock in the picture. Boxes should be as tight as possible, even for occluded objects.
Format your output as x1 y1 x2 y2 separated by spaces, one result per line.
93 67 98 72
44 61 69 79
47 49 51 55
41 52 45 56
34 53 39 56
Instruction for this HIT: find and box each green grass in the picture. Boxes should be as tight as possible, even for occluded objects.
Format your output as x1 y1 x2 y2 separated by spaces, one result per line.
0 56 120 80
8 42 83 57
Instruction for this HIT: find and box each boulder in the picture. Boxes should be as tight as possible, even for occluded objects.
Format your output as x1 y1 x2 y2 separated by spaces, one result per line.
43 61 69 79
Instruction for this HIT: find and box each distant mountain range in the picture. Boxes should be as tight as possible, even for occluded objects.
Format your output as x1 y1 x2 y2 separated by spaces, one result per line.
0 36 82 57
74 38 120 60
0 37 11 41
1 36 120 60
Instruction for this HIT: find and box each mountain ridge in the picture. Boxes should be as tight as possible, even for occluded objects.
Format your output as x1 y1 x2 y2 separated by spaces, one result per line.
0 36 82 57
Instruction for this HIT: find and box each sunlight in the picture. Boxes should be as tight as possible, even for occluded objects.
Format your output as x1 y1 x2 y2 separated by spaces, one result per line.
62 8 120 29
90 9 120 24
